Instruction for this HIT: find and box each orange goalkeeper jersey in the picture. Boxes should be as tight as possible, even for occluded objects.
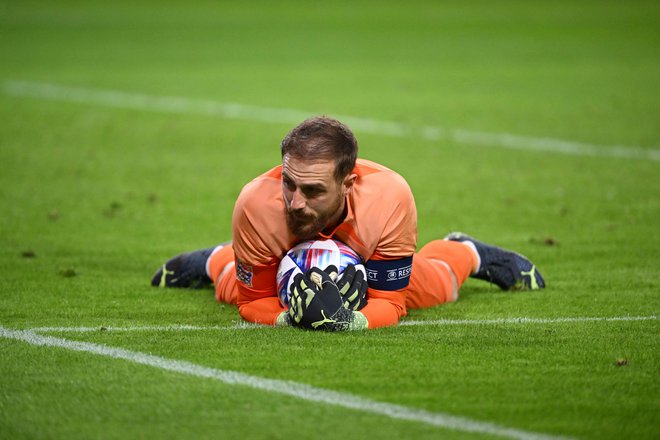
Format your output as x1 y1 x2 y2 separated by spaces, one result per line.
231 158 417 328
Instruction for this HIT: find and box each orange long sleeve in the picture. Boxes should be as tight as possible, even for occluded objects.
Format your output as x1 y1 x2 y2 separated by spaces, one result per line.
360 288 407 328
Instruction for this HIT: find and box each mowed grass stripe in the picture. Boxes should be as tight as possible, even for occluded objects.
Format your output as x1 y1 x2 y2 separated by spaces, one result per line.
1 326 573 440
3 80 657 162
28 323 263 333
26 315 658 333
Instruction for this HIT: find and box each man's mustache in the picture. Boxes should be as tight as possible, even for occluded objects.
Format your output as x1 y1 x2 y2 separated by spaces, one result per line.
288 209 315 221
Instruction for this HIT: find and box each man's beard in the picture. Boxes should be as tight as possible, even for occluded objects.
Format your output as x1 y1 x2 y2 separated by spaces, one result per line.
285 197 342 240
285 209 329 240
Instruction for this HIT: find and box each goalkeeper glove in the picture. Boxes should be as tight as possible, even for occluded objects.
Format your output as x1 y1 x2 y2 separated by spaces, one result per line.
288 266 366 331
335 264 368 311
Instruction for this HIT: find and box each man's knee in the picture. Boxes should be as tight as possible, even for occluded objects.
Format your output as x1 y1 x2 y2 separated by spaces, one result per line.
433 259 459 302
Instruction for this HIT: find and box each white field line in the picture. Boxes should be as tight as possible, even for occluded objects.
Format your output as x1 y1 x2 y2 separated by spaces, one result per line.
3 80 658 162
398 315 659 327
26 315 658 333
0 326 572 440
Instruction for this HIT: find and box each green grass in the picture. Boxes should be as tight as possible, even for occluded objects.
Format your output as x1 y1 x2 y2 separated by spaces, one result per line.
1 1 659 439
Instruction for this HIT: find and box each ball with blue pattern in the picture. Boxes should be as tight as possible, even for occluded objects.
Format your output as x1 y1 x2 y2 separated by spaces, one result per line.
276 239 365 307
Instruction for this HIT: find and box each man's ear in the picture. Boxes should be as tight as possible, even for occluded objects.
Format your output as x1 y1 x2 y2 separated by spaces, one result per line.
343 173 357 193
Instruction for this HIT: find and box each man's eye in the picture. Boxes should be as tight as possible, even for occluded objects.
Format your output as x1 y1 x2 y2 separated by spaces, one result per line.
304 188 324 197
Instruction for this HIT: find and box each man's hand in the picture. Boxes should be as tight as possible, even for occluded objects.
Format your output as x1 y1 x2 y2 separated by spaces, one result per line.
288 266 355 331
335 264 368 311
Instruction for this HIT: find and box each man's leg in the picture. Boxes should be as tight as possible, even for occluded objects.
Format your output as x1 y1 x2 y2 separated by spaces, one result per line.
405 240 477 309
206 243 239 305
445 232 546 291
151 247 216 289
150 242 239 305
406 233 546 309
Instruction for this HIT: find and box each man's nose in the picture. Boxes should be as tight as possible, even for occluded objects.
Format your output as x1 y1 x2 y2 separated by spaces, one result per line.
290 190 306 210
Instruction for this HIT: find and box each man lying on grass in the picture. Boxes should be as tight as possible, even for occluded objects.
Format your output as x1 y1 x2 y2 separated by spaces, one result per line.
152 116 545 331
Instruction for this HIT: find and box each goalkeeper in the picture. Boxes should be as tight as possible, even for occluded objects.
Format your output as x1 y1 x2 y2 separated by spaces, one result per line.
151 116 545 330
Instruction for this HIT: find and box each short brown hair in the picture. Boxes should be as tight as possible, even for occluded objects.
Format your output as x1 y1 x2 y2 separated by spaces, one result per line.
280 116 358 181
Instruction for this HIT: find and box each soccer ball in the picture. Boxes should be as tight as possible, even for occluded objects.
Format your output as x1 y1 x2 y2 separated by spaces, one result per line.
276 239 365 307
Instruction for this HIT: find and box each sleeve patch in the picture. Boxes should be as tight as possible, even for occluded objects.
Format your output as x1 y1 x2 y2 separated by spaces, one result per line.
235 259 254 287
365 256 413 291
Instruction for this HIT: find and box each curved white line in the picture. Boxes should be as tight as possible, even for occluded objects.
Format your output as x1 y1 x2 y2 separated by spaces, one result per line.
0 326 574 440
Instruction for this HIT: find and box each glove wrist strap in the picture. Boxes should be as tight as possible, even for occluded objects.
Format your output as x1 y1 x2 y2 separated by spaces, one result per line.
349 311 369 330
275 311 292 327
